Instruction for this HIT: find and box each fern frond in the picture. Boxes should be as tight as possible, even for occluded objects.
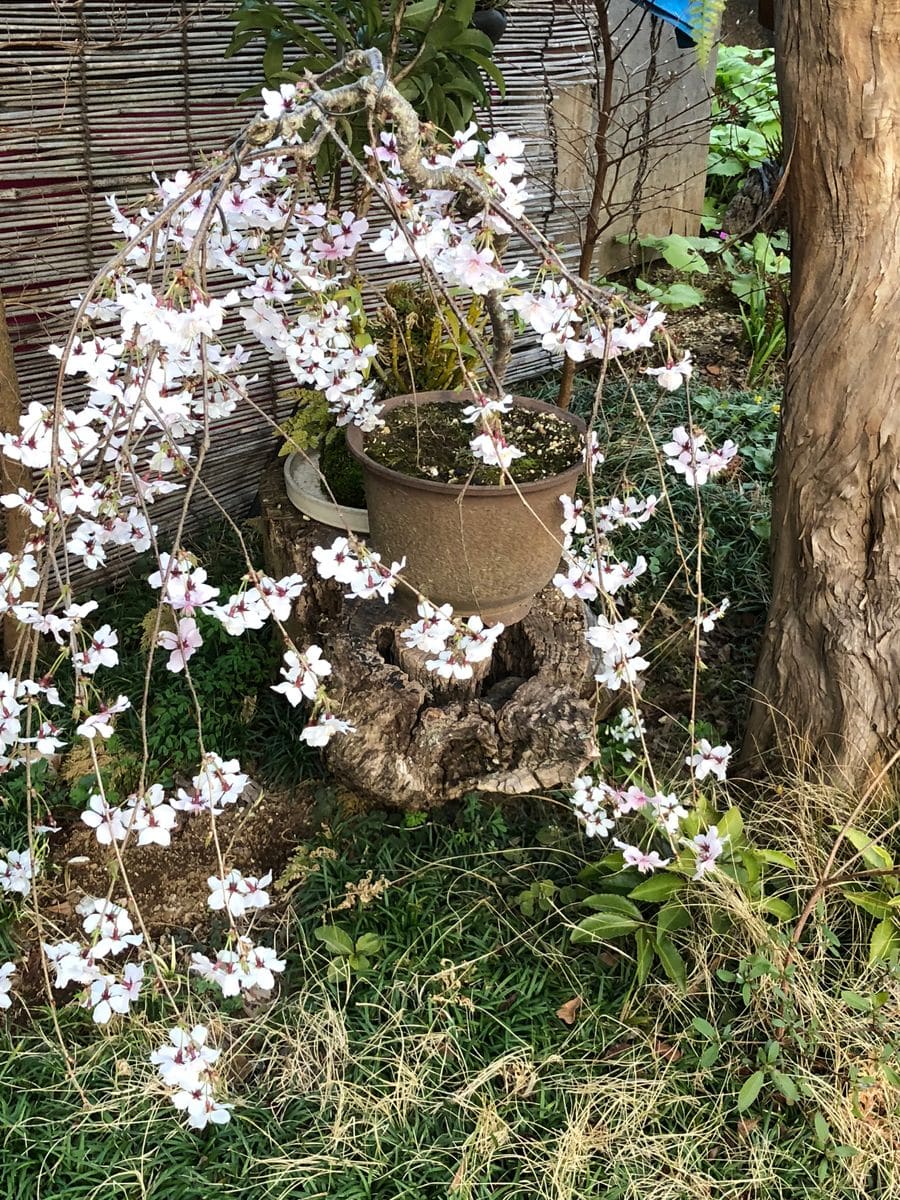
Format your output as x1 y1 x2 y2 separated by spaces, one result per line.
689 0 725 66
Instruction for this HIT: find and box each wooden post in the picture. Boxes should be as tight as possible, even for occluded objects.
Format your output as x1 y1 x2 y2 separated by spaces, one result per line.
0 297 31 659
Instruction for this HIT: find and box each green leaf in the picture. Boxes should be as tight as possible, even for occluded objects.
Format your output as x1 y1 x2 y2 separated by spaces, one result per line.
841 990 872 1012
757 849 798 870
813 1112 831 1149
844 826 894 872
315 925 355 956
772 1070 799 1103
355 932 382 956
654 937 687 992
757 896 794 921
634 278 706 310
716 807 744 844
843 891 893 919
657 901 692 936
691 1016 718 1041
868 918 899 965
737 1070 766 1112
629 873 687 902
582 893 643 920
657 233 710 274
571 913 641 943
699 1043 721 1068
634 927 654 985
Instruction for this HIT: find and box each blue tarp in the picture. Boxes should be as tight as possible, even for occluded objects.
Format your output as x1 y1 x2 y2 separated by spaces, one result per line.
631 0 696 45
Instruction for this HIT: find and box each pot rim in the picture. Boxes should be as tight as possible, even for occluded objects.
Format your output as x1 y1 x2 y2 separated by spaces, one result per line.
345 390 587 497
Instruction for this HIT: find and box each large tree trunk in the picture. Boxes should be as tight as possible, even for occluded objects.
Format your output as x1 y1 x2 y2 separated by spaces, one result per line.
744 1 900 783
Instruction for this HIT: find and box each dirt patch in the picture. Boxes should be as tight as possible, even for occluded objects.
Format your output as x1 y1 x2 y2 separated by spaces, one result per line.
30 783 319 953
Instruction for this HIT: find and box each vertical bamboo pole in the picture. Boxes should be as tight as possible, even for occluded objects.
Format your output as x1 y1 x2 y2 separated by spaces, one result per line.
0 297 31 659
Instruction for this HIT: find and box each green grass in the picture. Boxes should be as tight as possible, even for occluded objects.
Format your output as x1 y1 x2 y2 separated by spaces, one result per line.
0 798 888 1200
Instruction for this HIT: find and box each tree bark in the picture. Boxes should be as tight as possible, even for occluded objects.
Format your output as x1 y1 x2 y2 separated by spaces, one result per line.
744 1 900 783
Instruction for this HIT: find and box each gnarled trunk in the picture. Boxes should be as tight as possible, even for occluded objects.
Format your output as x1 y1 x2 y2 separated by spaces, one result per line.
744 0 900 782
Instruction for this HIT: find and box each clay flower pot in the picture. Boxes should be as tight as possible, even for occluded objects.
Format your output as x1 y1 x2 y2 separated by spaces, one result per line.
345 390 586 625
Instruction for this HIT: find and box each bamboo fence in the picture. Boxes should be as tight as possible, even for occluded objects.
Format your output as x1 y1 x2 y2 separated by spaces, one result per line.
0 0 712 577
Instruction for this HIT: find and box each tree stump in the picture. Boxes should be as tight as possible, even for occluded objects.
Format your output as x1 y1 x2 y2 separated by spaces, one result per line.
260 461 606 808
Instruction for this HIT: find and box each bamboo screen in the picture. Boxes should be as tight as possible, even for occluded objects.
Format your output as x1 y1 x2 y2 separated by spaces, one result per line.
0 0 711 570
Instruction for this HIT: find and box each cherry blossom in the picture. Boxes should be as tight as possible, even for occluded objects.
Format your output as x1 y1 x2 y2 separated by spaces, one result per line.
76 695 131 740
299 712 355 747
470 431 524 472
206 868 272 920
399 601 456 655
614 841 671 874
124 786 179 847
643 350 693 392
688 826 726 879
697 597 731 632
587 616 650 692
158 617 203 673
0 848 37 898
79 897 143 958
151 1025 231 1130
88 974 134 1024
191 935 284 997
73 625 119 675
81 793 127 846
663 426 739 487
460 393 514 423
43 940 99 989
570 776 616 839
0 962 15 1010
173 753 249 815
271 646 331 706
686 739 732 783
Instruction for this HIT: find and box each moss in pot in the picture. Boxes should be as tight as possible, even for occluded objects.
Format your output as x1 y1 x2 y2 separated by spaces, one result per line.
280 389 369 530
346 390 586 626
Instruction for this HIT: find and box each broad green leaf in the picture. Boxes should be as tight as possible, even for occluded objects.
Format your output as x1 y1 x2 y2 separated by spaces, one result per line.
634 927 654 985
843 891 893 919
868 918 899 965
629 872 687 902
699 1043 721 1068
844 826 894 871
582 893 643 920
315 925 355 956
772 1070 799 1103
757 896 794 921
656 233 710 274
841 990 872 1012
657 901 692 936
634 278 706 310
716 807 744 844
813 1112 831 1149
355 932 382 956
757 849 798 870
737 1070 766 1111
655 937 687 992
571 913 641 943
691 1016 718 1040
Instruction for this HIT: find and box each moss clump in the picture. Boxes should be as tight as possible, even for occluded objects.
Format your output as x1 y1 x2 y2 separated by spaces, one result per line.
321 425 367 508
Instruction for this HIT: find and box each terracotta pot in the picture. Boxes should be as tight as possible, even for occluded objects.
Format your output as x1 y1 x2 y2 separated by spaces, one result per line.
345 390 586 625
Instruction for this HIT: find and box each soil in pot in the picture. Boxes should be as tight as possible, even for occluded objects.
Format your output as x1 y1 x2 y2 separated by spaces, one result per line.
364 402 583 485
